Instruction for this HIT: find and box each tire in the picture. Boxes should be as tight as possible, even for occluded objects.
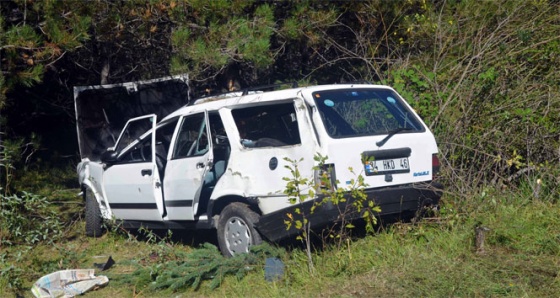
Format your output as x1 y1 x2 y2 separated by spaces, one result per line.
85 189 103 237
217 203 263 257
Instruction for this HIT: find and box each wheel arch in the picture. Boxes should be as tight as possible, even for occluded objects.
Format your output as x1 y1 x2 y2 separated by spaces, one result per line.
208 195 260 220
80 181 112 219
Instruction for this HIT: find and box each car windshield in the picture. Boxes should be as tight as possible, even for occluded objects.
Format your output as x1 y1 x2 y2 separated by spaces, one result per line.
312 88 423 138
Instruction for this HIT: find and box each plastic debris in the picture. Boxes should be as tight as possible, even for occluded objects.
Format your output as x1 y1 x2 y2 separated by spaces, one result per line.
264 257 284 282
93 256 115 271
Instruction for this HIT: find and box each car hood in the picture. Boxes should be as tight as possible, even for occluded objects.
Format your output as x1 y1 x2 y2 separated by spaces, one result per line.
74 74 189 161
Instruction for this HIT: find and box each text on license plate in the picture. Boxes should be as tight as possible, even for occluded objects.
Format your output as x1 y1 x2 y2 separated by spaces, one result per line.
364 157 410 176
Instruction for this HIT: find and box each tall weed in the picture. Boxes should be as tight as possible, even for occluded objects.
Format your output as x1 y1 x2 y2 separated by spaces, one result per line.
0 191 64 246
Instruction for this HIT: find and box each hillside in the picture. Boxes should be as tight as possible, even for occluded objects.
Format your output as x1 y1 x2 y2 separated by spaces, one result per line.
1 1 559 296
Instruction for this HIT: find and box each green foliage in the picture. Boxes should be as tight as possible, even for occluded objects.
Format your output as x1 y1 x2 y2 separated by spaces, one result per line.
382 67 439 125
0 190 64 246
0 119 78 198
283 153 381 260
0 181 558 297
0 134 57 194
43 15 91 49
1 138 25 193
3 24 41 48
0 262 25 294
374 0 560 196
0 72 5 109
1 1 92 91
16 63 44 87
278 2 338 44
114 242 284 292
170 2 274 78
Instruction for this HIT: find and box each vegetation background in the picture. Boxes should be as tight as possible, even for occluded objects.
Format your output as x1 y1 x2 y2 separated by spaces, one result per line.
1 0 559 297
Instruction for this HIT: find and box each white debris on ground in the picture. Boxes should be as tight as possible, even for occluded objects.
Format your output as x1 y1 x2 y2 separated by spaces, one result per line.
31 269 108 298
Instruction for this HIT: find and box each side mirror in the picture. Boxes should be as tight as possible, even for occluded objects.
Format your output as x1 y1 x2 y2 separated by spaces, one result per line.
101 149 118 164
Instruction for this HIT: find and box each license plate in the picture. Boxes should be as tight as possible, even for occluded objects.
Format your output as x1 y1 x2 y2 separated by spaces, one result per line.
364 157 410 176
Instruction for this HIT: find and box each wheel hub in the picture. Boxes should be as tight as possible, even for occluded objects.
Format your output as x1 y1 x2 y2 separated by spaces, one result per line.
225 216 252 255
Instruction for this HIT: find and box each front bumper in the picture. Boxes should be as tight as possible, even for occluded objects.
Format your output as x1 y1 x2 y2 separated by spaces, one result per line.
255 181 443 242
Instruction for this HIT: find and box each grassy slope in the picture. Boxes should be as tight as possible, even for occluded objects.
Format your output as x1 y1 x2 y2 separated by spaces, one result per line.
2 185 559 297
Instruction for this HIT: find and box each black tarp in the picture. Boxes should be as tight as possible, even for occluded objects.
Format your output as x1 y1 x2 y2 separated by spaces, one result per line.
74 74 189 160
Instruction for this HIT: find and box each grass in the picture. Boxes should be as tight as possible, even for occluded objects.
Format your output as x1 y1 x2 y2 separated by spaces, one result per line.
1 184 560 297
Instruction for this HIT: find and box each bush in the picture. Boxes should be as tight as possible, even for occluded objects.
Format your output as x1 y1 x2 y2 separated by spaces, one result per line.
0 190 64 246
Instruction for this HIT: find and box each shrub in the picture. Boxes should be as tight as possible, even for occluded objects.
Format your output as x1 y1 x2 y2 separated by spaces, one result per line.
0 190 64 246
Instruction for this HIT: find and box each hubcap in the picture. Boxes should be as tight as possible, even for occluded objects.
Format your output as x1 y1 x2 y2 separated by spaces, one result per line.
225 216 252 255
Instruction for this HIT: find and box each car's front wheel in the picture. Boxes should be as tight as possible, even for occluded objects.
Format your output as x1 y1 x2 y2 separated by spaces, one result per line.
217 203 262 257
85 188 103 237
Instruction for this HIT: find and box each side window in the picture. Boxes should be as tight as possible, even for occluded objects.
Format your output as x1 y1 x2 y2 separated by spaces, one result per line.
172 113 209 159
118 134 152 163
117 119 179 165
232 102 301 148
115 117 153 153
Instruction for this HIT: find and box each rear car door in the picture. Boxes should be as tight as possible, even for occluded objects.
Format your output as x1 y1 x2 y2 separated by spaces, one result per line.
164 111 213 220
102 115 165 221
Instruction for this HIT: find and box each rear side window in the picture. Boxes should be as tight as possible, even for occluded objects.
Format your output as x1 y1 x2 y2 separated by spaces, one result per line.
232 102 301 148
313 88 424 138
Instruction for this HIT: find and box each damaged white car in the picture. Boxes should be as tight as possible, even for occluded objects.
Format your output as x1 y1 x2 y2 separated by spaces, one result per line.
75 75 443 256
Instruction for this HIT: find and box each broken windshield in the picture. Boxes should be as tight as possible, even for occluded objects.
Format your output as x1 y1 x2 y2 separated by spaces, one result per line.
312 88 424 138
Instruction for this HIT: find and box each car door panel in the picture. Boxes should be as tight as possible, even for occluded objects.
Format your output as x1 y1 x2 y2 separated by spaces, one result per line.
164 112 212 221
102 115 165 221
103 162 163 221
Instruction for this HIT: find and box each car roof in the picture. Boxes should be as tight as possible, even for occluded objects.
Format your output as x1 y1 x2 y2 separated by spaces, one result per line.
161 83 394 122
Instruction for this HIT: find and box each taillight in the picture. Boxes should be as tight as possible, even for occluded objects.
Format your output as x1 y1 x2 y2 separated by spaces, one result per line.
314 163 336 191
432 154 441 178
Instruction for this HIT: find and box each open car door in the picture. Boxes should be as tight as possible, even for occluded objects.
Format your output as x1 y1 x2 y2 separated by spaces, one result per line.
164 111 213 221
103 115 166 221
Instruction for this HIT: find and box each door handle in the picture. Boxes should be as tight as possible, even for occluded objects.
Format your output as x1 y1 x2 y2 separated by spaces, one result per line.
196 162 205 169
141 169 152 176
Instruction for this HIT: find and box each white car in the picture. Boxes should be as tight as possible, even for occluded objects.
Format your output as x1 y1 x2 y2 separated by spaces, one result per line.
75 76 443 256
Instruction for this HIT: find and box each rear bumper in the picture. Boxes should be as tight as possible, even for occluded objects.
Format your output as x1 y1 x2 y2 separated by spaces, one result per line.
255 181 443 242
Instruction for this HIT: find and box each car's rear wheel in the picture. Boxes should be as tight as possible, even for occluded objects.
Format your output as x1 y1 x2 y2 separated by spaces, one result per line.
85 189 103 237
217 203 262 257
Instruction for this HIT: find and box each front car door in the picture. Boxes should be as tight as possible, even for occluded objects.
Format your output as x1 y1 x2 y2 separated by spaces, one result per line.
164 111 213 220
102 115 165 221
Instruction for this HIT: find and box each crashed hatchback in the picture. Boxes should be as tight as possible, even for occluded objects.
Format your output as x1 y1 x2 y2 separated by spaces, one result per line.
75 76 443 256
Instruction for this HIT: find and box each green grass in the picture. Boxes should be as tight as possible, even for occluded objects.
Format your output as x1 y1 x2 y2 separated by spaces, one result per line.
1 186 559 297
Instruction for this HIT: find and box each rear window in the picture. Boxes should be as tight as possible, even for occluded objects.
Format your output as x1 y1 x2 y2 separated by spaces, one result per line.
312 88 424 138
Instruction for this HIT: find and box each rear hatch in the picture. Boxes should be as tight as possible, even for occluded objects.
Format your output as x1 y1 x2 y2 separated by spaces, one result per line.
306 86 438 189
73 74 189 161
